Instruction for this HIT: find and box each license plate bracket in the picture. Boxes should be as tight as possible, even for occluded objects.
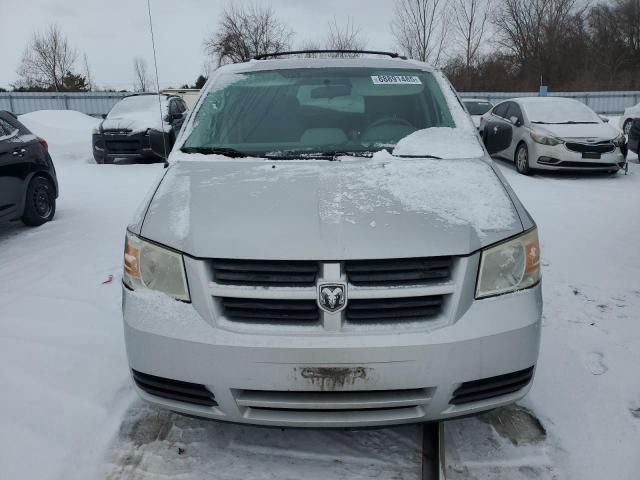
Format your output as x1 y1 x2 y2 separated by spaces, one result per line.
582 152 601 159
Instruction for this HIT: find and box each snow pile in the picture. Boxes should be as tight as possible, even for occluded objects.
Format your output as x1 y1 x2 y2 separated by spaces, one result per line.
393 127 484 159
19 109 99 163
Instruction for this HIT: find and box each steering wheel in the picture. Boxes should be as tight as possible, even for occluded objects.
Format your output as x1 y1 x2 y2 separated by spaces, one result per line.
363 117 415 139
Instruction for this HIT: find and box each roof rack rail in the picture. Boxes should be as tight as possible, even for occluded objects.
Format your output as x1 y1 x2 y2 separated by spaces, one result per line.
254 50 408 60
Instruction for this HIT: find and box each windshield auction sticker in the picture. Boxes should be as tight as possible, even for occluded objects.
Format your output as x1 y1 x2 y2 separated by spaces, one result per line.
371 75 422 85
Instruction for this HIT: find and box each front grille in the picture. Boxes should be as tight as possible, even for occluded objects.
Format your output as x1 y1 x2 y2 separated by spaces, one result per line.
236 388 433 410
212 259 318 287
345 257 452 287
220 297 320 323
346 295 444 323
556 161 618 168
450 366 534 405
132 369 217 407
565 142 615 154
105 139 140 154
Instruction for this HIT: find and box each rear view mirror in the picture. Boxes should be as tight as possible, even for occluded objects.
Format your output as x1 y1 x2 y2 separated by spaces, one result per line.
101 114 107 119
509 116 521 127
148 129 172 160
484 121 513 154
600 116 610 123
310 84 351 99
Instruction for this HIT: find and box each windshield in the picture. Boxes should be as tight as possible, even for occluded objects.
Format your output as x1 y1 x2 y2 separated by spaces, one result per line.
107 95 163 118
524 99 601 124
183 68 455 156
464 100 492 115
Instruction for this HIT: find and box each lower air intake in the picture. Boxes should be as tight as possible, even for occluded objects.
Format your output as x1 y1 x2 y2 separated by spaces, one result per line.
450 366 534 405
132 370 217 407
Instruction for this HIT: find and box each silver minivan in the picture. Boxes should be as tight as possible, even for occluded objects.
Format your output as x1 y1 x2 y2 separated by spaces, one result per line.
122 54 542 428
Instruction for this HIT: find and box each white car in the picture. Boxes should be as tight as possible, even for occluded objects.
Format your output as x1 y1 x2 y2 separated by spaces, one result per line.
122 53 542 428
482 97 626 175
462 98 493 128
619 103 640 135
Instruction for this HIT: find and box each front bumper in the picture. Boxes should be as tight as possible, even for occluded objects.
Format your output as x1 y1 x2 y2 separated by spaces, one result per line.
92 133 163 163
530 141 625 170
122 265 543 427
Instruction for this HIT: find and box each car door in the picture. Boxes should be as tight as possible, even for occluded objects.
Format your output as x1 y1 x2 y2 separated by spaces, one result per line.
503 101 526 160
168 99 187 134
0 116 29 221
483 101 513 158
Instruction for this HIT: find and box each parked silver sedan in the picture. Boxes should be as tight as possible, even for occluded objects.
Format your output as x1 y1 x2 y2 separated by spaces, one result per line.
481 97 626 175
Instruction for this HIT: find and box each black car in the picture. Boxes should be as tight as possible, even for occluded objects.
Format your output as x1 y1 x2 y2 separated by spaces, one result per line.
0 111 58 226
92 93 188 164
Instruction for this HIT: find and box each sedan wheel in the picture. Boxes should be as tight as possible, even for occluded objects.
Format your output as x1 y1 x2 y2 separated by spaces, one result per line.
22 176 56 226
515 143 532 175
623 119 632 136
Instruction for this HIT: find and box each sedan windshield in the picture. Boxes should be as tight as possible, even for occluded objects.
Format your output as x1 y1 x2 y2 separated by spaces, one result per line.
183 68 455 156
464 100 492 115
107 95 163 118
524 99 601 124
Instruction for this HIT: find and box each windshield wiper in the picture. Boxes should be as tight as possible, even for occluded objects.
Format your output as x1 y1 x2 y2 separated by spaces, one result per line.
532 121 597 125
263 150 376 161
180 146 248 157
392 154 442 159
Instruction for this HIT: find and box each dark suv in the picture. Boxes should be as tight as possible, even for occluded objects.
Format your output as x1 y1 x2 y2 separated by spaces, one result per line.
0 111 58 226
92 93 188 164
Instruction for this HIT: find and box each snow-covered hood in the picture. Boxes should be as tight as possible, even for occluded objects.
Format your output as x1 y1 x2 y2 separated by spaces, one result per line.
535 122 620 141
138 152 524 259
100 114 167 134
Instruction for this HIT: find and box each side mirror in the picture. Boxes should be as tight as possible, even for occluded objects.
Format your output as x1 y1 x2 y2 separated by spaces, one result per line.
484 121 513 154
600 116 610 123
101 114 107 119
148 129 173 159
509 116 521 127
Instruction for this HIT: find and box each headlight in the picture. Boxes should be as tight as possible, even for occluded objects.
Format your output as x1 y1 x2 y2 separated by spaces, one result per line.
530 131 563 146
613 133 626 147
123 231 190 301
476 228 541 299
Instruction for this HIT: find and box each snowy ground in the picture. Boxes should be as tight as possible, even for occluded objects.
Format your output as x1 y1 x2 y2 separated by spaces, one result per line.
1 110 639 479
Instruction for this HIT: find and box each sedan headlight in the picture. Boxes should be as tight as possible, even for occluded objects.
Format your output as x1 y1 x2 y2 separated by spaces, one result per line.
476 228 541 299
123 231 190 301
530 131 563 146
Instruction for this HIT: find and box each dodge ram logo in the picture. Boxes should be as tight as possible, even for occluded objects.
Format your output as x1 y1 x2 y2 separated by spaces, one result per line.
318 283 347 313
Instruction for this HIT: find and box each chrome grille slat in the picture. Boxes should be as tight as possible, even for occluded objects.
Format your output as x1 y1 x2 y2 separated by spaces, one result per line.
346 296 444 322
212 259 318 287
345 257 452 287
221 297 320 323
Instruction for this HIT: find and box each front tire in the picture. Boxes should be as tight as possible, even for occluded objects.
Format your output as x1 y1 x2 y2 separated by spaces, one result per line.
623 119 632 136
22 176 56 226
515 143 532 175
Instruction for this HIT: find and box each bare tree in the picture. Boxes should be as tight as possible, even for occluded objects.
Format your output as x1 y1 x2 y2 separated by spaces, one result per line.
391 0 448 64
81 53 94 91
494 0 582 81
17 24 78 91
452 0 489 71
132 57 150 92
326 17 367 56
204 3 293 65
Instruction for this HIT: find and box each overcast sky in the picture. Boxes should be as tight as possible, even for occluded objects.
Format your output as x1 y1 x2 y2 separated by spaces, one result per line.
0 0 399 90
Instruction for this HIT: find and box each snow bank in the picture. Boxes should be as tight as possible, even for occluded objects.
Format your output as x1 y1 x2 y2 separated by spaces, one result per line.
19 110 99 163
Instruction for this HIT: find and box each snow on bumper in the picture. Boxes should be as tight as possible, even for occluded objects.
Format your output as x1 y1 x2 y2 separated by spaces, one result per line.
122 282 542 428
